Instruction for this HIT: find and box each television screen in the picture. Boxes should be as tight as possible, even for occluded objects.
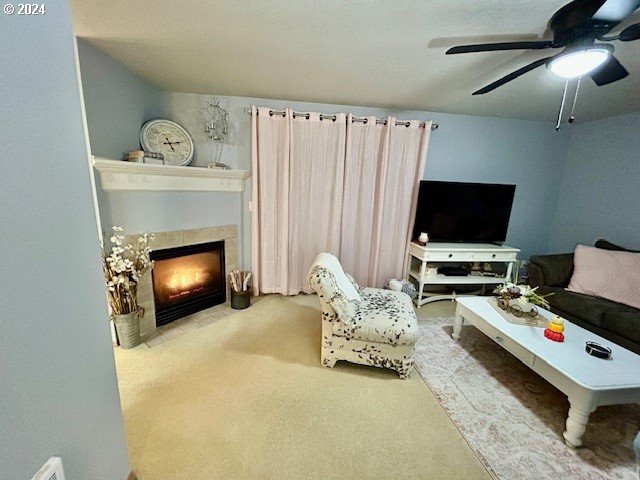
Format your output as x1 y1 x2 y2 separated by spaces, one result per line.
412 181 516 243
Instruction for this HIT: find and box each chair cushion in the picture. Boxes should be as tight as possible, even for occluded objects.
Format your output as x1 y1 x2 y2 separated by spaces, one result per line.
308 266 358 322
332 288 418 346
309 253 361 302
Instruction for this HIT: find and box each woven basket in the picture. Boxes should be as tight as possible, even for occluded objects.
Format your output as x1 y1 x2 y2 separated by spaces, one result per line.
231 290 251 310
113 308 143 349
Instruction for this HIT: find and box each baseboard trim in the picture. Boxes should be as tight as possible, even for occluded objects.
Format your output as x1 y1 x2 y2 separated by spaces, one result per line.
127 472 137 480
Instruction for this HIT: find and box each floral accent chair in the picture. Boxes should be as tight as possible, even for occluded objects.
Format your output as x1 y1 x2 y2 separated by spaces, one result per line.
307 253 419 379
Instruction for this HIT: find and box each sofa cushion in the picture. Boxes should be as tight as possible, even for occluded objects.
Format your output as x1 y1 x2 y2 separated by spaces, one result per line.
332 288 418 346
529 253 574 287
601 310 640 344
567 244 640 310
539 286 640 341
595 239 640 253
539 287 613 325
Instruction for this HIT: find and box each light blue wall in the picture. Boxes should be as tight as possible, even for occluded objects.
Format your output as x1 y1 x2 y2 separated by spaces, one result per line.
98 189 242 239
548 110 640 253
78 43 573 269
163 93 570 263
77 38 167 159
0 8 129 480
76 42 246 253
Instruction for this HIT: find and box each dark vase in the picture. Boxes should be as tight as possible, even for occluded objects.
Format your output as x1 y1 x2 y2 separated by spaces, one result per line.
231 289 251 309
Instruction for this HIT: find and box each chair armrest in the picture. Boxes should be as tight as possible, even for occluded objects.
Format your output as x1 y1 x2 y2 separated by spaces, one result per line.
345 273 363 292
528 253 574 287
308 266 358 323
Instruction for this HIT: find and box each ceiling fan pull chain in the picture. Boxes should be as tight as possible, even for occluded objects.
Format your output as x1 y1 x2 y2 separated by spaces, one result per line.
568 75 582 124
555 78 570 131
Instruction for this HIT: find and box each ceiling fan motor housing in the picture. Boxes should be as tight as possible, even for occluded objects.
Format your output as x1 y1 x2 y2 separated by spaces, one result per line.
550 0 618 45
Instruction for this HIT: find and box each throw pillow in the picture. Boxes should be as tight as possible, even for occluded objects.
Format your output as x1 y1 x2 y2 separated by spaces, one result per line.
310 252 362 302
595 239 640 253
567 244 640 310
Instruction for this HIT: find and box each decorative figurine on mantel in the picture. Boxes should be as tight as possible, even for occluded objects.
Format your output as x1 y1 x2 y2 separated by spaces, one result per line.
418 232 429 245
199 96 230 165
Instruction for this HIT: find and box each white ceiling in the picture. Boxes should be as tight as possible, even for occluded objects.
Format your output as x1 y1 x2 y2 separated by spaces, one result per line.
71 0 640 122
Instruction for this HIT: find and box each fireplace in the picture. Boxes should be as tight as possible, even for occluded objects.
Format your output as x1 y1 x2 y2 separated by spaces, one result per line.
150 241 226 326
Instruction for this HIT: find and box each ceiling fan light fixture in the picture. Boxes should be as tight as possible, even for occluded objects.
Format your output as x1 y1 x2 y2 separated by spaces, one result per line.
548 48 610 78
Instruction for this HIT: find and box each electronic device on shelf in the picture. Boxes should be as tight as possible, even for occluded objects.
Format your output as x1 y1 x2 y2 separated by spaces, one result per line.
412 180 516 244
438 266 470 277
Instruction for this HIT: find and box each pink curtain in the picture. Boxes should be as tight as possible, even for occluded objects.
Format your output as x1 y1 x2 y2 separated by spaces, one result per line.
252 107 346 294
251 106 290 295
339 115 386 285
252 107 430 294
340 117 431 287
288 112 347 294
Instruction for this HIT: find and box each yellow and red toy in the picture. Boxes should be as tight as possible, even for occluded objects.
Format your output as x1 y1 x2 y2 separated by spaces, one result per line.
544 316 565 342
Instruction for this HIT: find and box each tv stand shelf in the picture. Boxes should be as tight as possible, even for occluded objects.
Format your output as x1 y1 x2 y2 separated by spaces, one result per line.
407 242 520 307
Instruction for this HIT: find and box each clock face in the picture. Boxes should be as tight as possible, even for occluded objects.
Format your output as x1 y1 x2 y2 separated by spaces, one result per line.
140 120 194 166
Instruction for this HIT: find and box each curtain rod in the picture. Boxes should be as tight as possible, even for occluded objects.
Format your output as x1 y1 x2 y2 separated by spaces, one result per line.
246 107 438 131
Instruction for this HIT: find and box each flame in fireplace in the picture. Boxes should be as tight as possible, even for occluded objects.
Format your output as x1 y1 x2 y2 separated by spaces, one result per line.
167 268 211 299
152 249 223 313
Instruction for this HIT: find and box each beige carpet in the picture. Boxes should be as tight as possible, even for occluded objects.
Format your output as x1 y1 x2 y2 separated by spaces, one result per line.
114 294 490 480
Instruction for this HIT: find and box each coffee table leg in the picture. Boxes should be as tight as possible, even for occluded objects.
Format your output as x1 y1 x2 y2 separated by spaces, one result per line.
452 315 464 341
563 393 596 448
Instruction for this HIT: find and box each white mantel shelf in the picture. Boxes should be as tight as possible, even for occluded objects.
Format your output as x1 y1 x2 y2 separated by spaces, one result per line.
92 157 251 193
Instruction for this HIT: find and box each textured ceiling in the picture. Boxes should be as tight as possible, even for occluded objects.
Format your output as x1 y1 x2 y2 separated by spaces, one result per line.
71 0 640 122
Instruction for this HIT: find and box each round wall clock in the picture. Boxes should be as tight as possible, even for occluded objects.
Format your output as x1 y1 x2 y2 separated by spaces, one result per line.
140 119 195 166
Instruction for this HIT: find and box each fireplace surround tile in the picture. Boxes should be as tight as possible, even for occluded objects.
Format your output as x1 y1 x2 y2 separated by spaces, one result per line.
126 225 238 338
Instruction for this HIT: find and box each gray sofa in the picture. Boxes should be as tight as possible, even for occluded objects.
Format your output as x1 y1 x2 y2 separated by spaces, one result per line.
529 240 640 355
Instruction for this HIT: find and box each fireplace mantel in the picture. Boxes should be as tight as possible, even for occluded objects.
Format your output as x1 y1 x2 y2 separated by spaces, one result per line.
92 157 251 193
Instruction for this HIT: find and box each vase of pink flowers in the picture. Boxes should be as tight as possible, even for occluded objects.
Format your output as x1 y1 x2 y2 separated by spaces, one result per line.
103 226 154 349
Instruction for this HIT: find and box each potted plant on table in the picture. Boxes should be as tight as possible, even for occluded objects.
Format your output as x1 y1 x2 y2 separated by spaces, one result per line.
102 226 154 348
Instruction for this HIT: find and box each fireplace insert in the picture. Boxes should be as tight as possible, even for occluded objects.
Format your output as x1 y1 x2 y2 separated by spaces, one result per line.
150 241 226 326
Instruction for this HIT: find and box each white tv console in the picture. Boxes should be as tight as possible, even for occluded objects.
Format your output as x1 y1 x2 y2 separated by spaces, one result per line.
407 242 520 307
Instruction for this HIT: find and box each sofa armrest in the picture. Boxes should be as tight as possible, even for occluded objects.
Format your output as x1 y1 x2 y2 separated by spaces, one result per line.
528 253 574 287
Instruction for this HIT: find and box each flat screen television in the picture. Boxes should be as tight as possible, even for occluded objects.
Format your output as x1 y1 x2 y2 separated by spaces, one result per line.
412 181 516 243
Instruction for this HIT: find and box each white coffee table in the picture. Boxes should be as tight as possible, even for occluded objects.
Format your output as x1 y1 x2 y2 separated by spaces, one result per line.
454 296 640 448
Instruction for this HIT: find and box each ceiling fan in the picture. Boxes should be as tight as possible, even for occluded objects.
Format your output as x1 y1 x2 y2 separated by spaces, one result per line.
446 0 640 96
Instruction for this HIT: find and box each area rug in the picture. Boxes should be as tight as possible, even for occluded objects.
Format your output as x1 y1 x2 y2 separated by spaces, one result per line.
113 295 490 480
414 315 640 480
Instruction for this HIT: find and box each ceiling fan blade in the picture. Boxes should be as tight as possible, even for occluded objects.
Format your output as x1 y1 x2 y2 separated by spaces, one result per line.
619 22 640 40
592 0 640 22
472 57 553 95
590 55 629 85
446 41 555 55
